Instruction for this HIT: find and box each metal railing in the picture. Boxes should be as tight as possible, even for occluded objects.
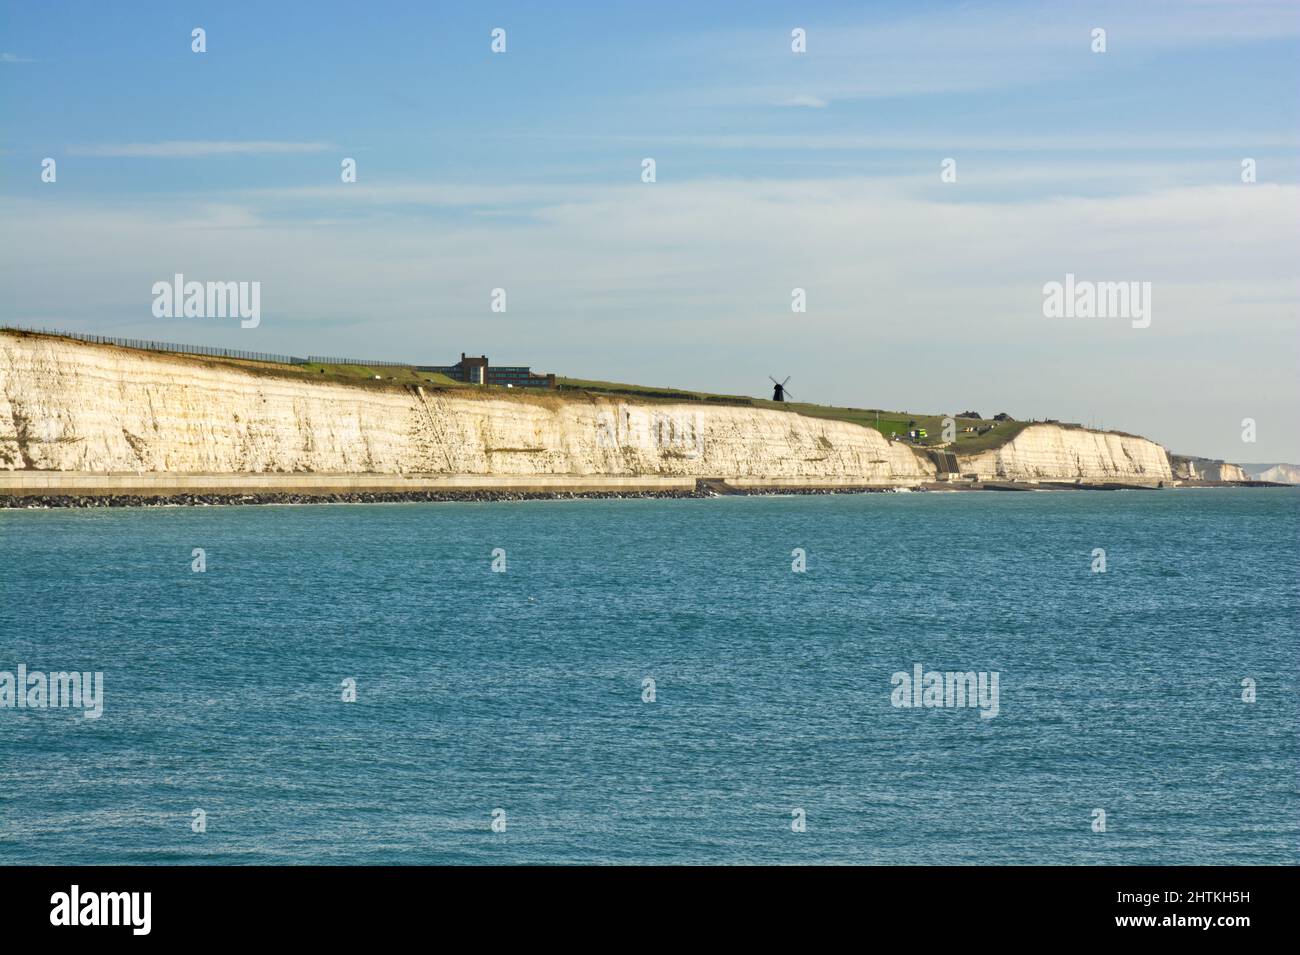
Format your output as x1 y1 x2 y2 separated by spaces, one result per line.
2 325 549 380
306 355 414 368
1 324 309 365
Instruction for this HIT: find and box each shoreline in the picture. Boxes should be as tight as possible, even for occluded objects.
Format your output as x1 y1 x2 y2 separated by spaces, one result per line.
0 476 1287 509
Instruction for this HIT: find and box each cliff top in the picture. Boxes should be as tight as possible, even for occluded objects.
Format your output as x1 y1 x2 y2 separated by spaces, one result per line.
0 326 1091 457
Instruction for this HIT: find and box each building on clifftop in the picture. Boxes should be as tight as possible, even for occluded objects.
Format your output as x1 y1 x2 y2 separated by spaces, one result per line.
419 353 556 388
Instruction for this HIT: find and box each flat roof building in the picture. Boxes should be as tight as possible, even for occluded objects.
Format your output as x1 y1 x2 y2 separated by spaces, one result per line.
419 353 556 389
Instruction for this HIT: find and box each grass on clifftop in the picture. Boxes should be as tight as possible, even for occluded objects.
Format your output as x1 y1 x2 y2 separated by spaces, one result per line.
249 361 1028 453
557 376 1033 453
556 376 754 404
297 362 464 387
3 328 1039 453
772 402 1033 454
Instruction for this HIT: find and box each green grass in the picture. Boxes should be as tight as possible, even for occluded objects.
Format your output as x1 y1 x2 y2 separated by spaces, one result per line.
325 365 1039 453
772 402 1032 453
11 329 1044 453
296 363 465 387
556 376 753 404
560 374 1034 453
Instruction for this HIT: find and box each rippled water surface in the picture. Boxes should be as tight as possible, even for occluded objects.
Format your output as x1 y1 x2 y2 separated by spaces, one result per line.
2 489 1296 864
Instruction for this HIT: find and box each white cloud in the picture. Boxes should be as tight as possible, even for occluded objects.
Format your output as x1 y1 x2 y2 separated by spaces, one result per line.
237 183 585 208
2 177 1297 459
776 95 828 109
663 0 1300 104
496 130 1300 154
68 141 333 158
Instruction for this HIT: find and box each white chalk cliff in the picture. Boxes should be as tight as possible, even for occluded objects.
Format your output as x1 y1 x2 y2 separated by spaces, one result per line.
1169 455 1250 482
0 333 928 482
0 332 1188 485
1251 464 1300 484
960 425 1173 483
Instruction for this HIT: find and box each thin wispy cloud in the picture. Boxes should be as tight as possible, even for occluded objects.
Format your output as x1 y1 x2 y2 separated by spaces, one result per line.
481 131 1300 154
3 177 1296 460
666 0 1300 106
2 0 1295 460
69 141 333 158
777 95 829 108
0 52 35 63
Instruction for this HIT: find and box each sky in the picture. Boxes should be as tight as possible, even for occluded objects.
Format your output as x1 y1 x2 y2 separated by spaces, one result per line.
2 0 1298 461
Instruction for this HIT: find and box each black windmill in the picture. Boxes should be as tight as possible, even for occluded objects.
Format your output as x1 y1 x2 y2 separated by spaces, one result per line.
770 375 793 402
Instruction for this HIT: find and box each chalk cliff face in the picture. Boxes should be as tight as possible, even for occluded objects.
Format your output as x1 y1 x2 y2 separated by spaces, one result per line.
1250 464 1300 484
0 333 930 482
1169 455 1249 482
957 424 1173 483
0 332 1183 484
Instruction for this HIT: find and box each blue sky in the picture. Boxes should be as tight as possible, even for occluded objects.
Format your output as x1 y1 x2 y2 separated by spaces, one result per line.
3 0 1298 459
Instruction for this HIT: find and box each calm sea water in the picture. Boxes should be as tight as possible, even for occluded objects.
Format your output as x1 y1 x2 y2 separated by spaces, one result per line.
1 489 1296 865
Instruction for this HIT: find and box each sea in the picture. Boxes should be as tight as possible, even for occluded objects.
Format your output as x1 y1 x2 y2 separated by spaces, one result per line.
1 488 1296 864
